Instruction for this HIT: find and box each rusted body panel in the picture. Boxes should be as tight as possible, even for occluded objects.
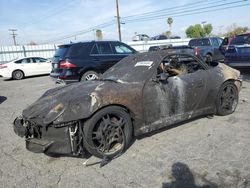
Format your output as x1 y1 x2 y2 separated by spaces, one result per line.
22 81 144 128
13 50 242 156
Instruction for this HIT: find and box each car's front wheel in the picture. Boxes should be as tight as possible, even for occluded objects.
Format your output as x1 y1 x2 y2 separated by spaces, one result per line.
81 71 99 81
83 106 133 159
216 81 239 116
12 70 24 80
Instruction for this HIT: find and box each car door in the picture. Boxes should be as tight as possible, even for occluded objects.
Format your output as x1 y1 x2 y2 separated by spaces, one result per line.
17 58 37 76
142 54 209 130
33 57 51 74
89 42 117 73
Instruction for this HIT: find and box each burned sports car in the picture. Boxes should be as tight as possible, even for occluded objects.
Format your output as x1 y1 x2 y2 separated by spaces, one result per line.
13 50 242 159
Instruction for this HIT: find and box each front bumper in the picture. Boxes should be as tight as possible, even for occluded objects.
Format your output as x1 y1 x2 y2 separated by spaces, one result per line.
13 117 26 137
26 138 53 153
13 116 73 155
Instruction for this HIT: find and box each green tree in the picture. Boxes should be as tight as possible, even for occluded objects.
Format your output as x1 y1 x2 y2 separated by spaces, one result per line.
224 24 249 37
167 17 173 33
204 24 213 36
96 29 103 41
186 24 205 38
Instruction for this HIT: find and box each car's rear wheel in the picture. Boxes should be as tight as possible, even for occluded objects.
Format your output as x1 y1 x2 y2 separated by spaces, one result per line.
12 70 24 80
81 71 98 81
216 81 238 116
83 106 133 159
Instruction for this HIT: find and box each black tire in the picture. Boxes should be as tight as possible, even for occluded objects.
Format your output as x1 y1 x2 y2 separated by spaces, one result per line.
83 106 133 159
80 71 98 81
205 54 212 64
12 70 24 80
216 81 238 116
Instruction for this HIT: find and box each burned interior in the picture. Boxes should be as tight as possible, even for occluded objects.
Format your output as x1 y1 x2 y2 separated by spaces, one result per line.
13 50 242 162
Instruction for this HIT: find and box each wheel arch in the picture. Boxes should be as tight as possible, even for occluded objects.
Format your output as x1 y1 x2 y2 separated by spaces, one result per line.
12 69 25 79
206 52 212 56
78 68 100 81
82 104 136 136
216 79 239 116
221 79 240 92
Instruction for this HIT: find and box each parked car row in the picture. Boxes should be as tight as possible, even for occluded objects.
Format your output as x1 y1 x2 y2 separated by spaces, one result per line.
149 37 224 63
0 41 136 82
149 34 250 69
1 33 249 82
132 33 181 41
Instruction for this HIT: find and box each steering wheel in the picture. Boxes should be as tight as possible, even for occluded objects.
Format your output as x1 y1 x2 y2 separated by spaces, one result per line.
186 61 200 73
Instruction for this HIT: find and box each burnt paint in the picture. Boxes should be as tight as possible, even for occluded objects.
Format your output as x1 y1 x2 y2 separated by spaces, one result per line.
16 50 242 154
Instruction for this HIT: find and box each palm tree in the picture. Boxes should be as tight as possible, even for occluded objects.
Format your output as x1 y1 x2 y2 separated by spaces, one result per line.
167 17 173 33
96 29 103 41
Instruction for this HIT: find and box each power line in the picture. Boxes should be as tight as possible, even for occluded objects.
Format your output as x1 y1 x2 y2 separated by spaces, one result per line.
123 0 248 23
21 0 78 28
122 0 220 19
37 0 250 44
39 21 116 44
122 3 250 24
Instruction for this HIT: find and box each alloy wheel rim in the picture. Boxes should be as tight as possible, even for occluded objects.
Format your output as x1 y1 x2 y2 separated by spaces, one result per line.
85 74 98 81
91 114 125 155
15 72 22 79
220 85 237 112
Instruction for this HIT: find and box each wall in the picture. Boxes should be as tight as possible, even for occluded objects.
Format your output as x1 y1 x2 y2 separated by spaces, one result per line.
0 44 57 63
0 39 191 63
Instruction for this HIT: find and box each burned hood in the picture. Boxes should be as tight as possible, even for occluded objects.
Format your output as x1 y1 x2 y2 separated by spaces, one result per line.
22 80 143 126
22 81 100 125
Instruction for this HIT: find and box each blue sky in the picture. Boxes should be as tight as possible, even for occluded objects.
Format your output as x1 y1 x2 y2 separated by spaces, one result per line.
0 0 250 45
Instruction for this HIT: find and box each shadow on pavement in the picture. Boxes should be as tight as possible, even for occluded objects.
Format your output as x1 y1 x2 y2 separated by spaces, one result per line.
0 96 7 104
3 74 49 81
162 162 217 188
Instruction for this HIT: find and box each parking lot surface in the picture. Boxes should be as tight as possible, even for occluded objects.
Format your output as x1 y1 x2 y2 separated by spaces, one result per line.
0 74 250 188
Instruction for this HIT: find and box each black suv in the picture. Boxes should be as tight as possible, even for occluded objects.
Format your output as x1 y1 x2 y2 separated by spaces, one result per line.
50 41 136 83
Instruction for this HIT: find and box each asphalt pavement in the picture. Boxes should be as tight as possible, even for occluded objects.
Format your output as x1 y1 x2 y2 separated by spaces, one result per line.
0 74 250 188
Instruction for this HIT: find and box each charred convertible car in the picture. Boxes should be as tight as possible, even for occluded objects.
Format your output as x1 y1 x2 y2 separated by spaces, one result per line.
13 50 242 159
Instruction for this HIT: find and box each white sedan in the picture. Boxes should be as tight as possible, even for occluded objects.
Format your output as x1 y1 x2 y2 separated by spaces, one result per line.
0 57 51 80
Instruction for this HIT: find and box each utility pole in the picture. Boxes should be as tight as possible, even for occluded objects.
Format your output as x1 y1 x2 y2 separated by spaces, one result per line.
115 0 122 41
9 29 17 45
